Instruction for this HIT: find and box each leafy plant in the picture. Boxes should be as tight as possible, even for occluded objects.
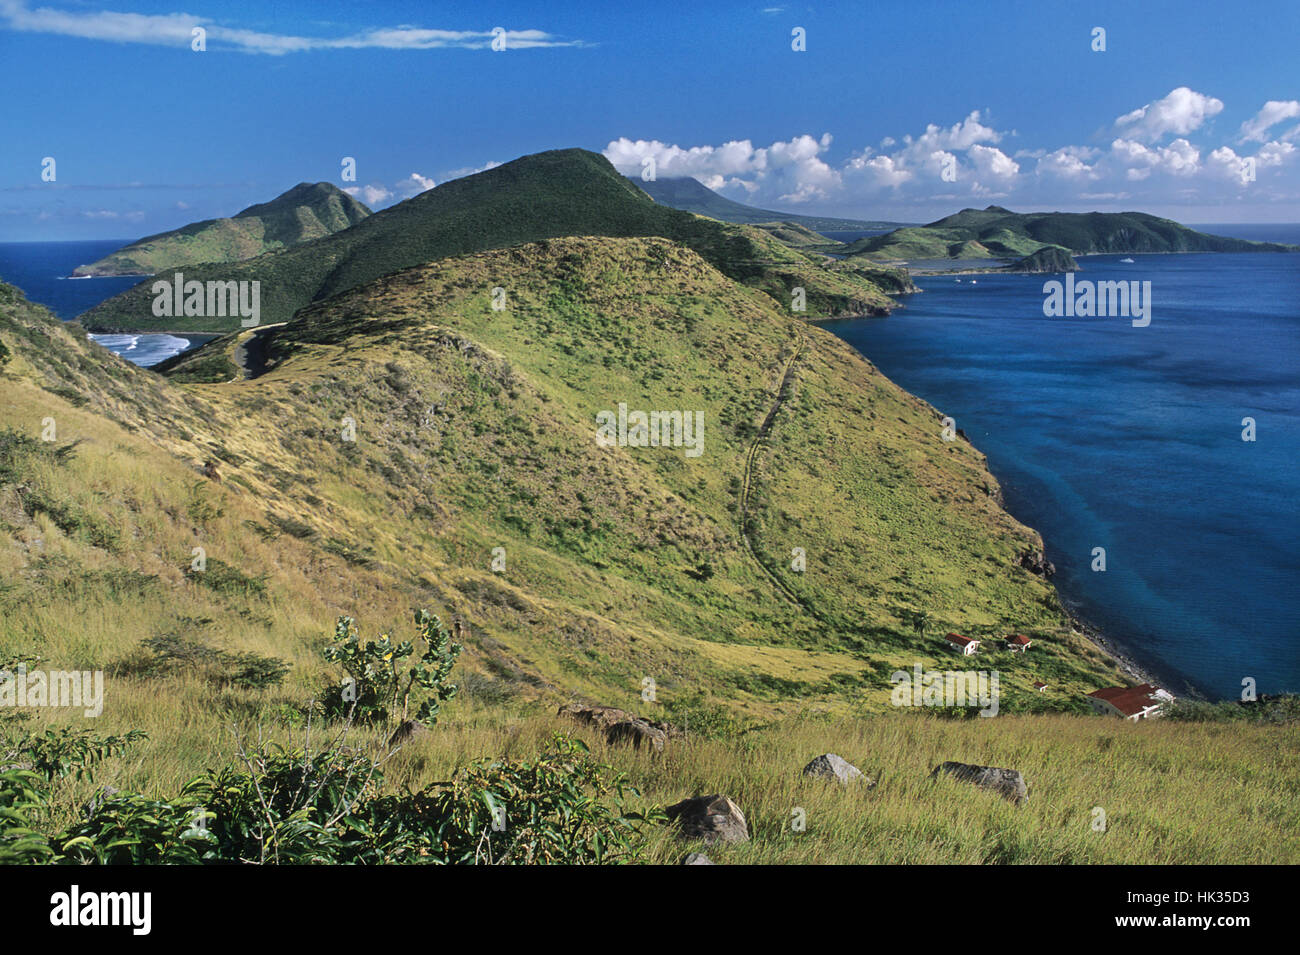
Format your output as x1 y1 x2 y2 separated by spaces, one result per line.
322 609 463 728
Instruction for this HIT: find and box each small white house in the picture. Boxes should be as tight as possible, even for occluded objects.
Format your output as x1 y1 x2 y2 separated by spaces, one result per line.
945 632 980 656
1006 634 1032 653
1087 684 1174 721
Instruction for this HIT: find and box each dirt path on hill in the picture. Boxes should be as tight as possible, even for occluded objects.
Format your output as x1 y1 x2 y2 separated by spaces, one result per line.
738 333 808 606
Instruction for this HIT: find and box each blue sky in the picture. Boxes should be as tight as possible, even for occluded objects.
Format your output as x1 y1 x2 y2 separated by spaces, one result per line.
2 0 1298 240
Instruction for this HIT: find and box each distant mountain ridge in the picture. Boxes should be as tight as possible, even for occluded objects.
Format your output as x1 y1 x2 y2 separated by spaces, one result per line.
629 175 908 231
80 149 902 334
840 205 1300 262
72 182 372 277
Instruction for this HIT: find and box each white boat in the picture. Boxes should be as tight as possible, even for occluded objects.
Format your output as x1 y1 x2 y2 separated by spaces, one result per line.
1120 257 1135 263
969 279 977 284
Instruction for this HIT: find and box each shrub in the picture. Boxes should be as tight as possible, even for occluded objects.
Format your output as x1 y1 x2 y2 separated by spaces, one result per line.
115 634 290 690
184 557 267 598
322 609 462 728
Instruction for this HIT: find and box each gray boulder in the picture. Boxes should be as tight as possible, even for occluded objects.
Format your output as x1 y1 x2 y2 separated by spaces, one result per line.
802 753 872 786
682 853 715 865
665 794 749 844
930 761 1028 805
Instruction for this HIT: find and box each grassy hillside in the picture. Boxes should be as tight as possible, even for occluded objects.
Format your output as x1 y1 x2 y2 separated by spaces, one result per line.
3 244 1294 863
631 175 907 231
79 150 898 334
71 183 371 277
6 233 1117 717
843 205 1300 261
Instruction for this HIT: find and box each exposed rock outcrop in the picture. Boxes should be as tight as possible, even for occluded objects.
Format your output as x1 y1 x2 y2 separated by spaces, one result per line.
1019 549 1056 578
802 753 873 786
930 761 1028 805
1007 246 1079 273
665 794 750 844
557 702 679 743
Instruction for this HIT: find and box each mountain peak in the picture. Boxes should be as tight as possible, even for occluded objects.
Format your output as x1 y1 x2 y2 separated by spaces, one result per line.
236 181 369 220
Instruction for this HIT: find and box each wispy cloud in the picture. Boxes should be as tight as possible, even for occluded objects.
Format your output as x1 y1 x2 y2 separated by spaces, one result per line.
0 1 585 55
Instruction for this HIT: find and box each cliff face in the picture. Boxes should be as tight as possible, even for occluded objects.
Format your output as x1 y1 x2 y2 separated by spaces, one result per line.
1008 246 1079 273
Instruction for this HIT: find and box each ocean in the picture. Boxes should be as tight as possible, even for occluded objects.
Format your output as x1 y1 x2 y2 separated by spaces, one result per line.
824 226 1300 699
3 232 1296 699
0 240 207 367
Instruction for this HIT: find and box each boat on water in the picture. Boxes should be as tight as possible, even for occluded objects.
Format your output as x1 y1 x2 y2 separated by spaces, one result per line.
1120 257 1135 263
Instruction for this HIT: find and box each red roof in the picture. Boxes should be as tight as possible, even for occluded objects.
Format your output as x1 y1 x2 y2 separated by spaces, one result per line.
1033 681 1048 689
1007 634 1032 646
1088 684 1164 717
945 632 977 646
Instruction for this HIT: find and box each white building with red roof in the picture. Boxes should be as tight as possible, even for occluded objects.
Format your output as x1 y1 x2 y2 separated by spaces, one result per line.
1086 683 1175 721
944 632 980 656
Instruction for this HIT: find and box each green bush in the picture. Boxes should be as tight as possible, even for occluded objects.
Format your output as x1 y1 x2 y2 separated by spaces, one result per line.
1 725 655 865
322 609 462 728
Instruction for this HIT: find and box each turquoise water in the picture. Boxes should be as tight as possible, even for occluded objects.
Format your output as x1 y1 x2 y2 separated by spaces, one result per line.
824 242 1299 698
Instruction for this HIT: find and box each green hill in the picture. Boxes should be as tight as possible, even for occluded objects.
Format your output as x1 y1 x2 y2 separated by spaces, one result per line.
842 205 1300 262
631 175 907 231
1007 246 1079 273
5 237 1295 865
79 150 899 334
3 232 1123 722
71 182 372 277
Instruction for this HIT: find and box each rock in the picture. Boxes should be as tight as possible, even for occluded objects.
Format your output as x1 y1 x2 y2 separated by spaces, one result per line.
802 753 872 786
1018 549 1056 578
387 719 431 747
665 794 749 844
682 853 715 865
930 761 1028 805
605 719 666 753
558 702 680 739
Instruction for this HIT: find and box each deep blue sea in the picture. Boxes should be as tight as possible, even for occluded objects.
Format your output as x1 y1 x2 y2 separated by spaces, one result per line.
0 240 204 366
3 232 1296 698
825 225 1300 699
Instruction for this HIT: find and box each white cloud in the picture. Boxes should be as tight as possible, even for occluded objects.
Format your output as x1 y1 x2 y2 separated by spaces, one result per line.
403 173 436 196
1111 137 1201 178
605 133 841 203
1240 100 1300 142
1036 146 1100 181
344 184 392 206
604 95 1300 217
1257 140 1298 168
0 1 583 55
968 144 1019 181
1114 87 1223 142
